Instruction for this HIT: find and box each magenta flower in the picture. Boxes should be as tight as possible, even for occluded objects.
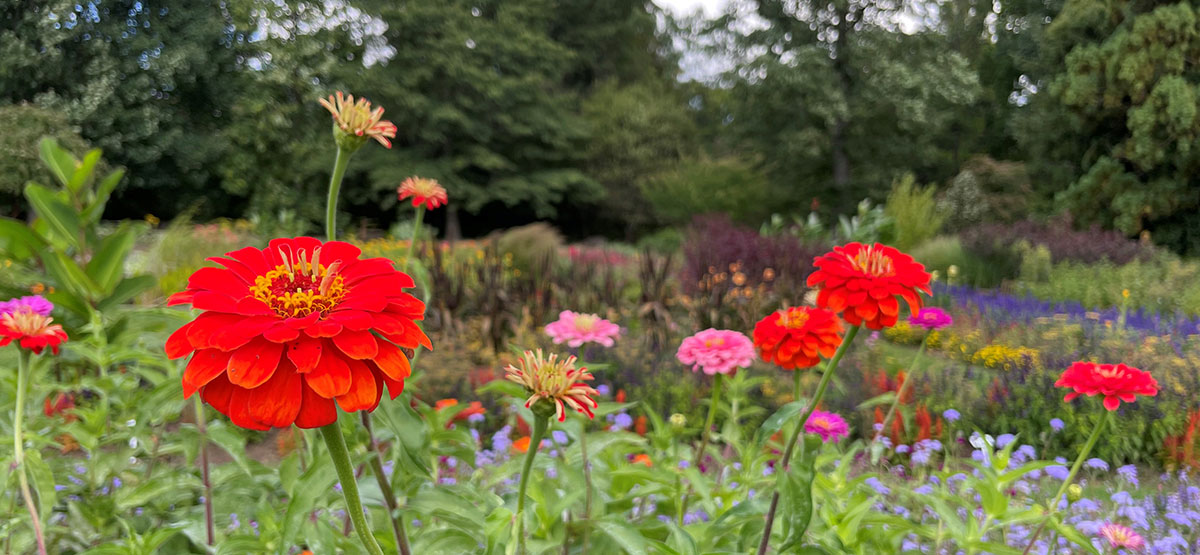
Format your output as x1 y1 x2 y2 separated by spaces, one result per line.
804 410 850 443
544 310 620 348
0 295 53 317
1098 523 1144 550
676 329 755 376
908 307 953 330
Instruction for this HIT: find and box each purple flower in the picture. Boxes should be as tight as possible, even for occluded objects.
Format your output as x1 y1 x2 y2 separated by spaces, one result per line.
942 409 960 422
1117 464 1138 486
909 307 953 330
0 295 53 317
995 434 1015 449
1049 418 1064 431
597 384 611 396
1085 458 1109 471
1045 465 1070 480
864 477 891 495
613 413 633 430
552 431 569 445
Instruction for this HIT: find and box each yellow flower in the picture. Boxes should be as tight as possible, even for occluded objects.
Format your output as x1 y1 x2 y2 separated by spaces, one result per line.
1122 289 1130 299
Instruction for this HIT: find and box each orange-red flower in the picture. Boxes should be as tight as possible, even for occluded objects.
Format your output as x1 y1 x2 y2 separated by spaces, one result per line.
435 398 485 428
1056 361 1159 411
806 243 932 329
435 398 460 411
43 392 76 421
513 436 531 453
165 237 431 431
397 177 448 211
0 308 67 355
504 350 599 422
318 91 397 149
752 306 844 370
630 454 652 467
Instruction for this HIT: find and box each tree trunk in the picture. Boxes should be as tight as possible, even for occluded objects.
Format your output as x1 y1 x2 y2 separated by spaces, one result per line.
445 204 461 241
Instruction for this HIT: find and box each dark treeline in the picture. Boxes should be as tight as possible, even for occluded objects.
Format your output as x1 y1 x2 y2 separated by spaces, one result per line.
3 0 1199 252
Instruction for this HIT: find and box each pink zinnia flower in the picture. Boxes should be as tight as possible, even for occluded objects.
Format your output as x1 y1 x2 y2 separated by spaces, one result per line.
1099 523 1144 550
908 307 953 330
676 329 755 376
0 295 53 317
804 410 850 443
544 310 620 348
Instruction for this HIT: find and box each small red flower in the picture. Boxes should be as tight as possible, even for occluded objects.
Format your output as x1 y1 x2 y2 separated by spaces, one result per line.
0 308 68 355
752 306 844 370
806 243 932 329
397 177 448 211
513 436 531 453
43 392 76 420
630 454 652 467
1056 361 1159 411
165 237 431 430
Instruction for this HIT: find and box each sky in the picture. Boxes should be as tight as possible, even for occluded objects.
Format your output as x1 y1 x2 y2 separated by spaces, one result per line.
655 0 730 17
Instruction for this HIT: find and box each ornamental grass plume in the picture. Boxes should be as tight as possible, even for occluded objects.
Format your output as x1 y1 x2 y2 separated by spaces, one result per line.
807 242 932 329
752 306 843 370
397 177 448 211
544 310 620 348
165 237 430 431
676 328 755 376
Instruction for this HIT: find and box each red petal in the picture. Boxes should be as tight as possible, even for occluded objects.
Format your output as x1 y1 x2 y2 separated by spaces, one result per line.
183 349 232 398
294 381 338 429
227 337 284 389
335 295 389 312
207 255 259 284
200 374 236 416
319 241 362 268
287 339 323 373
305 320 343 338
1103 396 1120 411
374 364 405 400
335 359 378 412
307 348 352 398
186 313 240 349
165 322 195 359
167 291 195 307
228 385 271 431
351 274 415 299
373 340 412 382
381 319 433 351
328 310 373 330
245 364 302 428
340 258 397 283
263 323 301 343
210 316 278 351
333 329 378 360
188 266 251 293
191 291 242 313
225 246 272 274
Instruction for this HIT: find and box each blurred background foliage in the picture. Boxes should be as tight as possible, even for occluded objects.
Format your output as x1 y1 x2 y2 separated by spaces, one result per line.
3 0 1200 257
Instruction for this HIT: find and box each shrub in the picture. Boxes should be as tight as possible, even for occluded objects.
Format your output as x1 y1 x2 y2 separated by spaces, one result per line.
493 222 565 274
640 156 773 227
960 216 1153 266
884 174 944 251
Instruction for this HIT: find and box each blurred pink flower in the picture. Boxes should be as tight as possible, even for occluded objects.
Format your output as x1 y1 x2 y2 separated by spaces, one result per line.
1099 523 1143 550
676 329 755 376
545 311 620 348
805 410 850 443
0 295 53 317
908 307 953 330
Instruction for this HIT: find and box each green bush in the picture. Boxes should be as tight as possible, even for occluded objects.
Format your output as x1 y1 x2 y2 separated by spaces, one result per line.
1023 253 1200 315
884 174 944 251
636 227 684 254
640 156 772 227
493 222 565 273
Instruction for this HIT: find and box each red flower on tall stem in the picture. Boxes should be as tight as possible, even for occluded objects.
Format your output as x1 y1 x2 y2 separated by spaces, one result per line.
806 243 932 329
752 306 844 370
1056 361 1158 411
165 237 430 430
397 177 448 211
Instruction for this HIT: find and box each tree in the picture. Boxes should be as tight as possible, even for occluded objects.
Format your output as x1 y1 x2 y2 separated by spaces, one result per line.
1022 1 1200 253
0 104 92 214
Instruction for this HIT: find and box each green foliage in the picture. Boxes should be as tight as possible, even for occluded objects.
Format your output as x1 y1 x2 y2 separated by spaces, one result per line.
884 175 944 251
0 104 92 202
909 236 971 281
1023 254 1200 315
493 222 565 274
640 156 772 227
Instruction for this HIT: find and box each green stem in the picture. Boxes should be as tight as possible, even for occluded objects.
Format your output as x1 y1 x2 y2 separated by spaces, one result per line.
320 422 385 555
402 206 425 271
756 325 860 555
325 146 353 242
875 338 928 443
580 422 592 555
193 396 215 546
680 375 724 521
1020 412 1110 555
13 350 47 555
515 415 550 555
361 412 412 555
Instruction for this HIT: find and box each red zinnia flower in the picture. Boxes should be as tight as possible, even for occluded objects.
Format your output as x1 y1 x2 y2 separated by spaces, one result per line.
806 243 932 329
1056 361 1159 411
0 308 68 355
165 237 431 431
752 306 844 370
397 177 448 211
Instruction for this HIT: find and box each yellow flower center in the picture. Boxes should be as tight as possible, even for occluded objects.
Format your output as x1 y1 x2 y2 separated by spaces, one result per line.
574 314 599 332
2 309 53 334
848 245 895 277
249 247 347 318
1096 365 1125 380
782 309 810 329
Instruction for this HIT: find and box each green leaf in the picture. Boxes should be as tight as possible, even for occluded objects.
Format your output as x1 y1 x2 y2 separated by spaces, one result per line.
1048 516 1101 555
755 401 804 447
68 149 103 194
39 138 76 188
281 454 336 547
0 217 48 260
24 449 57 524
204 421 253 476
97 275 156 311
25 182 82 249
82 168 125 224
87 224 138 293
42 249 100 301
855 392 896 410
778 435 821 551
595 518 649 554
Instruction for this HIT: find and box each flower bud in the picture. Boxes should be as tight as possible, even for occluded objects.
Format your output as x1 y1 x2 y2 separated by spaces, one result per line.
1067 484 1083 503
669 413 687 430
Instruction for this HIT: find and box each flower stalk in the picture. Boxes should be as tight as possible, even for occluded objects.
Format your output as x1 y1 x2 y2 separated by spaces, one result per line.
325 146 353 241
13 349 47 555
193 395 215 546
320 422 385 555
402 205 425 269
756 324 860 555
1020 410 1111 554
515 413 550 555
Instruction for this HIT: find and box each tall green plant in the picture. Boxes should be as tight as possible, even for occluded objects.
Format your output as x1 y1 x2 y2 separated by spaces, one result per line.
885 174 944 251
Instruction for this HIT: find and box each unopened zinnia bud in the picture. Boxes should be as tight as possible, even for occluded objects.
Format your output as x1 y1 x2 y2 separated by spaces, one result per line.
1067 483 1083 503
318 91 397 152
669 413 687 430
